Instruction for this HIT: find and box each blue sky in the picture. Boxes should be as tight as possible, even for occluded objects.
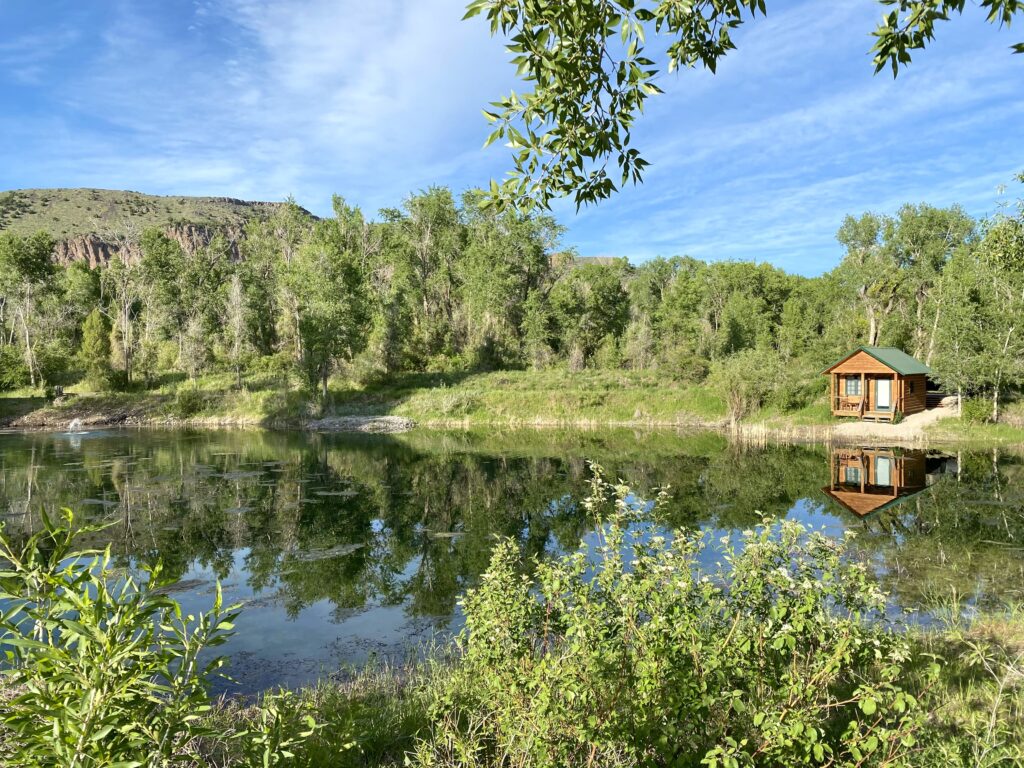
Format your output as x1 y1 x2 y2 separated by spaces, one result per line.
1 0 1022 275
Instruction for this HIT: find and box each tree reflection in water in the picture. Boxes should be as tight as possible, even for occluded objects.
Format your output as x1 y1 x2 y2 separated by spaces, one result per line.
0 429 1020 690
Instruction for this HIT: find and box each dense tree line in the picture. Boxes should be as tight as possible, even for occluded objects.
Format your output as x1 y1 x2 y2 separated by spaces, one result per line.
1 185 1022 420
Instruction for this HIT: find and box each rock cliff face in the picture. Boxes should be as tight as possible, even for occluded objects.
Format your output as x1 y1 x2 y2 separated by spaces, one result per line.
53 235 120 268
1 188 315 266
52 223 246 267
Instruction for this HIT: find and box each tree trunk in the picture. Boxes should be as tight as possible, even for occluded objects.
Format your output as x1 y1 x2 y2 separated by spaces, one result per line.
21 310 35 387
867 310 879 346
925 299 942 366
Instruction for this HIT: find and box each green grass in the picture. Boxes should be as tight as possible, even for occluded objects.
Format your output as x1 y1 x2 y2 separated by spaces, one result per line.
329 369 728 426
7 367 1024 446
751 399 837 427
0 188 299 240
0 371 312 427
928 418 1024 444
3 369 732 429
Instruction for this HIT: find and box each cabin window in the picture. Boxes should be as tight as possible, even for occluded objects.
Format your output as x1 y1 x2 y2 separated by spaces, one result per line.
844 377 861 396
844 467 861 484
909 381 915 394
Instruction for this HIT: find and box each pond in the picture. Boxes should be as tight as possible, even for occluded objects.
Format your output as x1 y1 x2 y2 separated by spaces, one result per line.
1 427 1022 693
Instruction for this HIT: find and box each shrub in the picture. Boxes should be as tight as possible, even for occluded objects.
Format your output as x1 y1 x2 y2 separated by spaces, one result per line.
0 347 30 391
413 468 932 768
769 359 827 412
34 340 74 388
709 348 782 425
170 386 206 419
0 509 237 767
961 397 991 424
437 391 479 418
0 510 341 768
249 351 298 380
79 308 112 389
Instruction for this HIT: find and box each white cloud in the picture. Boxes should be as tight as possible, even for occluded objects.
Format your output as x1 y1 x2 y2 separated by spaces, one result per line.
1 0 1022 275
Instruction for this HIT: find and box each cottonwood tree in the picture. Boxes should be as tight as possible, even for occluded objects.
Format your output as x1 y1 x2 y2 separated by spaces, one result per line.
931 189 1024 419
467 0 1024 210
285 199 369 399
223 273 253 389
931 250 988 415
0 232 57 386
268 200 316 364
887 204 976 363
380 188 464 365
101 255 142 385
458 190 562 367
975 212 1024 421
835 213 904 346
549 260 630 369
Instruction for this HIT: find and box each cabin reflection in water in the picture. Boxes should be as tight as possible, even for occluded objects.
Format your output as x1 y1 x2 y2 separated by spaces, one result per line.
823 448 955 517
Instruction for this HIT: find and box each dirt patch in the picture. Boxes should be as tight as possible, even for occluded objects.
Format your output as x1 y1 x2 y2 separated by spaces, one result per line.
4 396 166 429
831 404 957 444
305 415 416 434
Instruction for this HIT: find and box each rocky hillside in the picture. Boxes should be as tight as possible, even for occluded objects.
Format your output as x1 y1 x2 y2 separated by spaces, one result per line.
0 188 312 266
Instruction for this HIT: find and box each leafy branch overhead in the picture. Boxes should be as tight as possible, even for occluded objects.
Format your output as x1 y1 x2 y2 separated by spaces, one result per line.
466 0 1024 211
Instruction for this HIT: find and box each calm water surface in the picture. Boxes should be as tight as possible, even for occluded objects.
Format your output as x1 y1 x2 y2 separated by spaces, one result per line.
1 428 1021 693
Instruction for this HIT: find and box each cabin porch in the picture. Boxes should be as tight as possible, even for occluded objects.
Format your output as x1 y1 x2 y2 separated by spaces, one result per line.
829 372 902 422
822 347 931 421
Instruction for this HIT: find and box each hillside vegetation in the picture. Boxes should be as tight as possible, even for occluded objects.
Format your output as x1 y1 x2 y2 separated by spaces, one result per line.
1 181 1022 435
0 188 300 240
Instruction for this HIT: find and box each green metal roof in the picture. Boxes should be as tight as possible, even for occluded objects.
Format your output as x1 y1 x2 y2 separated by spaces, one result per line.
821 346 932 376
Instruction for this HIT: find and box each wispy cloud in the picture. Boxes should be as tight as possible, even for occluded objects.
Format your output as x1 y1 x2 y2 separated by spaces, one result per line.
0 0 1021 274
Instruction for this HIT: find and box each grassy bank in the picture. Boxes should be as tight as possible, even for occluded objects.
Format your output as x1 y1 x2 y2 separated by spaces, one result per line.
4 369 1024 445
7 616 1019 768
197 609 1024 768
0 370 729 429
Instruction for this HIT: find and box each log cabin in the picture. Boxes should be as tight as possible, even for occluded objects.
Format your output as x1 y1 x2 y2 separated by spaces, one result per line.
821 346 930 421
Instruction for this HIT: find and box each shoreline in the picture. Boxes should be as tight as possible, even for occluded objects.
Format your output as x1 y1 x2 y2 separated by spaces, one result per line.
4 401 1022 447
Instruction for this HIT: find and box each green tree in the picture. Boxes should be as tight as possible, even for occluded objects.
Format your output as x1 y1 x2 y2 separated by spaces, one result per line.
549 260 630 368
467 0 1023 209
975 212 1024 421
285 199 369 398
101 255 142 385
79 308 112 389
0 231 57 386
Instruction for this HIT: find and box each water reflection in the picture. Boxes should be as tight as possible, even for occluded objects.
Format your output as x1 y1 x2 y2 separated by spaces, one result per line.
0 429 1021 692
822 447 955 517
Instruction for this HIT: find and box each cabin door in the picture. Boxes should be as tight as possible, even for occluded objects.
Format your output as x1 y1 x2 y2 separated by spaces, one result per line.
874 456 892 487
875 379 892 411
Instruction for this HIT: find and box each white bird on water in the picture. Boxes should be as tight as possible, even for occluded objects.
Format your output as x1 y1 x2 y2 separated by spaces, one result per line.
68 418 83 432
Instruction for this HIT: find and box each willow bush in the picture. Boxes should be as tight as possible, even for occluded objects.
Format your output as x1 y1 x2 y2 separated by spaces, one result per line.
412 468 933 767
0 510 334 768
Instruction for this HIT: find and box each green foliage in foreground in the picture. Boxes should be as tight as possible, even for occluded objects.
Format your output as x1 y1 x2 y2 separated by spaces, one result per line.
1 479 1022 767
415 470 931 767
0 511 344 768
